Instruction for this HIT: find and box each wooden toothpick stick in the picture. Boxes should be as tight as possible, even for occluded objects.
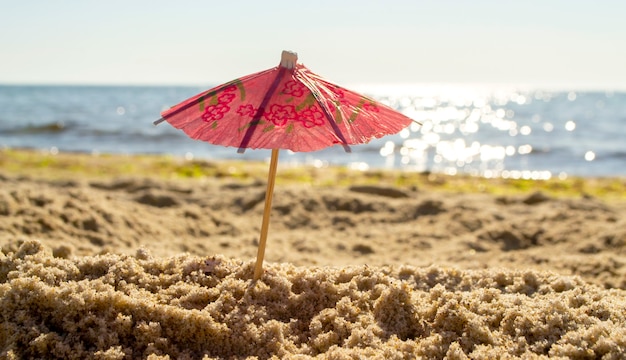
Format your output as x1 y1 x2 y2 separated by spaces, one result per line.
253 148 280 280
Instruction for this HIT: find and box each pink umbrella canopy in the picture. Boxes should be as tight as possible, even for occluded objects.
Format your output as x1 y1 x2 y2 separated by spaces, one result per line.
156 51 413 153
155 51 416 280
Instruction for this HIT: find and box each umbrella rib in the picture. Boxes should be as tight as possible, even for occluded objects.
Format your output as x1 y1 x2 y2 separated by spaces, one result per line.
159 87 225 122
237 67 287 153
155 68 273 126
296 71 351 153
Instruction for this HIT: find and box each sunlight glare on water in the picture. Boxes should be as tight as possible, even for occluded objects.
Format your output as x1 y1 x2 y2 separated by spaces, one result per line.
356 84 618 179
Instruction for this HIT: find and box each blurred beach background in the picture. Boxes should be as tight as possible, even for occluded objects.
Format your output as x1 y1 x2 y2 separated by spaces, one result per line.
1 84 624 179
1 0 625 179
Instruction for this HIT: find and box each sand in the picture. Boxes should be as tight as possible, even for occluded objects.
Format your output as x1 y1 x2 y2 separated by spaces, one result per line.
1 168 626 358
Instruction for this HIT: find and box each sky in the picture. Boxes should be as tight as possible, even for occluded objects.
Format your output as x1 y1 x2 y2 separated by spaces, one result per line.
1 0 625 89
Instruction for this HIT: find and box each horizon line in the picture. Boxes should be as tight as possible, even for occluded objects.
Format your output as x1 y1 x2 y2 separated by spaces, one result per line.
1 81 625 93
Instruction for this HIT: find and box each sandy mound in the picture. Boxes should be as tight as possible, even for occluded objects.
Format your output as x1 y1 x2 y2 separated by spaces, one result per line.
1 172 626 358
2 240 625 359
1 174 625 289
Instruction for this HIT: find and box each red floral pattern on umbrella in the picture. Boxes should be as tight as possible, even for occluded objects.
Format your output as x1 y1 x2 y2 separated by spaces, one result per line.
237 104 256 117
218 92 236 104
299 106 325 128
282 80 307 97
362 102 379 112
265 104 296 126
201 103 230 122
157 51 414 153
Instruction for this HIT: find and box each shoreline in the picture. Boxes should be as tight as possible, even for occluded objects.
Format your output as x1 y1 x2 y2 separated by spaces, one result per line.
2 147 625 201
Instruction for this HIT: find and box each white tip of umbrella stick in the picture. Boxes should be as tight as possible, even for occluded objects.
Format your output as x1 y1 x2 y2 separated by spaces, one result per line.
280 50 298 69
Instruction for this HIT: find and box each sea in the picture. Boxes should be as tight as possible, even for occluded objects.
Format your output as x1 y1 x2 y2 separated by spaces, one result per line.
1 84 625 179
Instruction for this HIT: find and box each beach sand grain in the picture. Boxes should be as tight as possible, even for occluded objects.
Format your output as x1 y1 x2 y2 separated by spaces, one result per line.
1 163 625 358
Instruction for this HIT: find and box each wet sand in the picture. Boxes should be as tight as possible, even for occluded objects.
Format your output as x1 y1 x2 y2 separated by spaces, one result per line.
1 167 625 358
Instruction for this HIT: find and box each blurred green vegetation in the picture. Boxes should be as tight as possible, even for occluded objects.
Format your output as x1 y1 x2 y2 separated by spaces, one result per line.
1 148 624 200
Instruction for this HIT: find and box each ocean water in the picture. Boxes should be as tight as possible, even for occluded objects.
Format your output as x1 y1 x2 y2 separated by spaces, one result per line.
0 84 624 179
